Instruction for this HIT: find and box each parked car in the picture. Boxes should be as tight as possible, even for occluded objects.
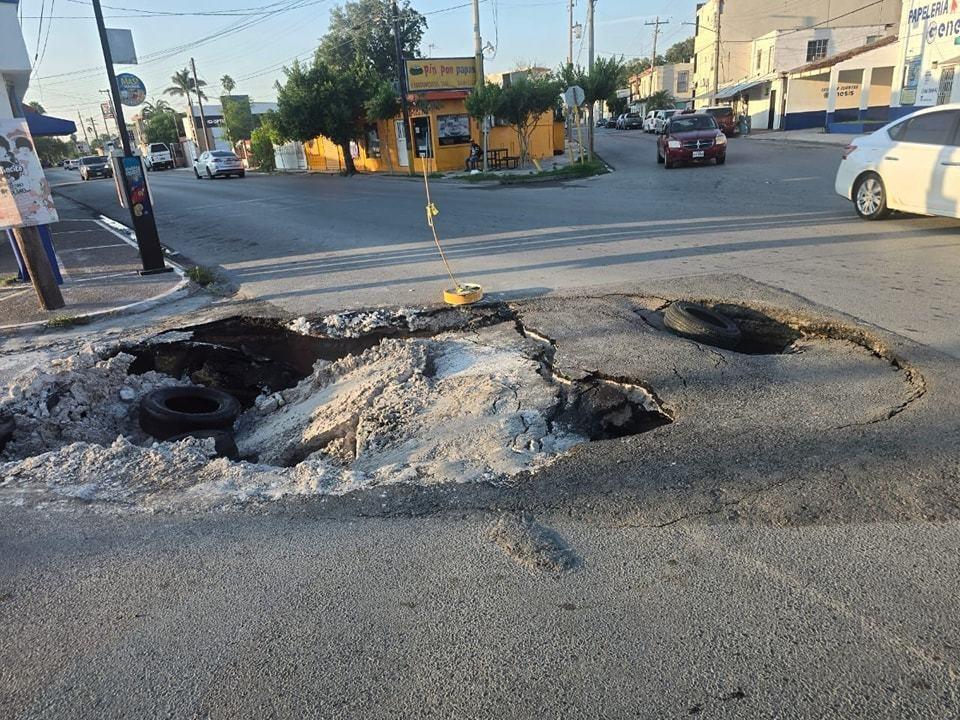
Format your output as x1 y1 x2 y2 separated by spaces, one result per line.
701 105 739 136
643 110 658 133
604 117 617 128
835 103 960 221
653 109 678 134
193 150 245 179
65 158 79 170
656 113 727 168
143 142 174 171
622 112 644 130
78 155 112 180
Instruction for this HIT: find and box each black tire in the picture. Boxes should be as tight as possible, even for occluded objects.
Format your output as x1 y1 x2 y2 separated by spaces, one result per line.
853 172 890 220
664 155 673 169
663 301 742 349
194 167 201 179
139 386 240 440
206 167 214 179
166 429 239 460
716 154 726 166
238 170 245 178
657 147 664 164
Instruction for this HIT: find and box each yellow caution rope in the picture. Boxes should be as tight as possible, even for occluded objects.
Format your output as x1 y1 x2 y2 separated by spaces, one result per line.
420 156 460 289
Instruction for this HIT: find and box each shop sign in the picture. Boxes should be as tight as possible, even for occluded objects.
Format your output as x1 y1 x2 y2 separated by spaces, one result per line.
406 57 477 91
916 68 942 105
0 120 58 230
819 84 859 98
116 73 146 106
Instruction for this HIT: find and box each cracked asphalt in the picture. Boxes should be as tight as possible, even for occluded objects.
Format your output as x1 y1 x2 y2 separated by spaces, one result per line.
3 273 960 718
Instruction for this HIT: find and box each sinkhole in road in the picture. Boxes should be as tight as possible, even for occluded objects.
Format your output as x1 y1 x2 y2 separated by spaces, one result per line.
0 311 672 506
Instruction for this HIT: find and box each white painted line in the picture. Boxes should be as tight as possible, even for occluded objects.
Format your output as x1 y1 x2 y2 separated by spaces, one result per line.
57 242 128 253
0 288 33 304
72 271 134 283
780 177 820 182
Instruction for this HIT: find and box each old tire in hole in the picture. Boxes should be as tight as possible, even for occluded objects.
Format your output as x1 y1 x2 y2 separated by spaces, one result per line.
139 386 240 440
166 429 239 460
663 301 742 349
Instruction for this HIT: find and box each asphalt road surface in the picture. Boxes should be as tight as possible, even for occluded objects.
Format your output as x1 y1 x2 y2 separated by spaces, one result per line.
48 129 960 357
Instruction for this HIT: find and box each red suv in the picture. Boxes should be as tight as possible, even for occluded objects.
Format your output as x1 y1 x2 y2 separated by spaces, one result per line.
657 113 727 168
702 105 738 136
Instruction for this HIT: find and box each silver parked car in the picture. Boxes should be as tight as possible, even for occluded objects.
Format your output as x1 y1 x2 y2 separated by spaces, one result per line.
193 150 245 179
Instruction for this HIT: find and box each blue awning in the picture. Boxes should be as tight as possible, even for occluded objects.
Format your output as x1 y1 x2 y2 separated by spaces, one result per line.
24 110 77 137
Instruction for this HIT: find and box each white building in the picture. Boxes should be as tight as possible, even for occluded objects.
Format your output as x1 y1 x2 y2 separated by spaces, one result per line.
715 24 891 130
181 99 278 158
628 62 694 107
890 0 960 117
1 0 31 120
692 0 902 106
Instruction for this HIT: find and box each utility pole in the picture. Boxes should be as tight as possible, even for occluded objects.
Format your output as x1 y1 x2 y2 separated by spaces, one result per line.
392 0 414 176
190 57 210 153
645 16 668 69
92 0 168 273
77 109 90 147
568 0 575 66
88 116 100 146
586 0 595 156
712 0 723 103
472 0 484 83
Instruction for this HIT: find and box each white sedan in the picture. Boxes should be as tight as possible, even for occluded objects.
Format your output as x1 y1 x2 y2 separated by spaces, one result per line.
835 103 960 220
193 150 245 179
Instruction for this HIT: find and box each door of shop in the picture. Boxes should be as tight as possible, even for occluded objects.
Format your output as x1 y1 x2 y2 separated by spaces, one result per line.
395 120 409 166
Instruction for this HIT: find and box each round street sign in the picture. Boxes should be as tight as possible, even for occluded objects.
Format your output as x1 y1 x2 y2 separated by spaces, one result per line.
116 73 146 107
564 85 585 107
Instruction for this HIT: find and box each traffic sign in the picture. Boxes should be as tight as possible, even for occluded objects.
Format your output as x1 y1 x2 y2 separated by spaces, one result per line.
564 85 586 107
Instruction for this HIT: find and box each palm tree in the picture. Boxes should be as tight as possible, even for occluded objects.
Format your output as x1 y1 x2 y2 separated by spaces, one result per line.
141 98 173 119
646 90 676 111
221 74 236 94
165 68 209 149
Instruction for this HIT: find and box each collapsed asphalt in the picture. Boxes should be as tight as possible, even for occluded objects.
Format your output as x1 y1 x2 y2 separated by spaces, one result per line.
3 274 960 717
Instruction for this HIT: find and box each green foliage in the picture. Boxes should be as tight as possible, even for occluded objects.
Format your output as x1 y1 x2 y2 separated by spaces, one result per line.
141 98 172 119
623 57 651 78
250 125 276 172
221 74 236 93
165 69 207 103
1 275 19 286
607 96 628 116
34 137 73 165
317 0 426 81
187 266 216 286
144 112 180 144
496 75 561 165
584 56 625 106
664 37 695 64
364 80 400 121
646 90 676 110
275 58 373 175
464 82 503 122
46 314 87 328
221 95 254 144
26 101 46 114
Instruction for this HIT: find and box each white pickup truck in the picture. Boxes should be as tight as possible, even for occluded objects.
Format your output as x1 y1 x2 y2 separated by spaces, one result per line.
142 142 174 171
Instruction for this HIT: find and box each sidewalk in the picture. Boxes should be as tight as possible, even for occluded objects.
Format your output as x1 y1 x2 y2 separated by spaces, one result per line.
747 128 857 147
1 213 187 332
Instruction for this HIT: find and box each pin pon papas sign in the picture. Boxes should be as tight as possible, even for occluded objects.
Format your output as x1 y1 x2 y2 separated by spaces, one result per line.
405 58 478 91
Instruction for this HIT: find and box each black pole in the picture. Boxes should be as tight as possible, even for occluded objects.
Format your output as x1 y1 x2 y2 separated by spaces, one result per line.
392 0 414 176
91 0 169 274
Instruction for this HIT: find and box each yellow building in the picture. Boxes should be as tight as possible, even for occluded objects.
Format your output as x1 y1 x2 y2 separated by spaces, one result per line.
304 86 563 173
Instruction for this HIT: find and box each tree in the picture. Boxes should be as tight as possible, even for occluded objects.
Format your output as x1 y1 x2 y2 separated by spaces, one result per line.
34 137 71 165
583 55 625 155
465 82 503 172
607 95 628 116
26 101 46 114
364 80 400 123
646 90 676 111
141 98 172 119
222 95 254 145
623 57 651 79
275 58 373 175
144 112 180 144
317 0 426 81
250 112 279 172
164 68 207 118
496 75 560 166
221 74 236 94
664 37 695 64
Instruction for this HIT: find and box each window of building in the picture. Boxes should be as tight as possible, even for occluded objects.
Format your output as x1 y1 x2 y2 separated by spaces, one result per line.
365 124 381 158
437 113 471 146
894 110 960 146
806 39 828 62
756 49 762 71
937 67 955 106
676 71 689 94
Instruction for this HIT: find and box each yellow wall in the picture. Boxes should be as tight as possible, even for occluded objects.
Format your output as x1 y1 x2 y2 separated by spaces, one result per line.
304 96 563 174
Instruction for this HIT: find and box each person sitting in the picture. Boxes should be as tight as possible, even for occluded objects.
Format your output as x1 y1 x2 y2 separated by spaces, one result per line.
464 140 482 171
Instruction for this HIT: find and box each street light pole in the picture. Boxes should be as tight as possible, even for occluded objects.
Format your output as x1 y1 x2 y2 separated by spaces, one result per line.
586 0 595 156
91 0 168 274
392 0 415 176
190 57 210 153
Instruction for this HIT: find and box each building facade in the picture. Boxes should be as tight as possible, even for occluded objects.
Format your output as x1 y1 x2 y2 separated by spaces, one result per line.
890 0 960 115
1 0 30 120
692 0 902 106
628 62 693 106
181 100 278 158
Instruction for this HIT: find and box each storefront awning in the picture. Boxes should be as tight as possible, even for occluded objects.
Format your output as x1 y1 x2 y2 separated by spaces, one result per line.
715 73 777 100
24 109 77 137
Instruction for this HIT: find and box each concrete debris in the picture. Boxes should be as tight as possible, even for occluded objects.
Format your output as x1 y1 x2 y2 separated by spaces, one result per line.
318 308 434 338
486 512 578 573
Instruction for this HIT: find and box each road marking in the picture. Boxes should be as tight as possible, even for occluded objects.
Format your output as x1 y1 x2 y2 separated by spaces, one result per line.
56 243 128 253
780 177 820 182
0 288 33 304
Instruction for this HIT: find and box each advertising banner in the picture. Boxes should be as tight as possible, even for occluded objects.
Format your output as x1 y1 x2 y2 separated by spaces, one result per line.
0 120 58 231
116 73 146 106
405 57 477 91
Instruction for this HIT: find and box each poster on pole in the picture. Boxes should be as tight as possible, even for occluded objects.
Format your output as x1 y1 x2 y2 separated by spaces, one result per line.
0 120 58 231
116 73 146 106
106 28 138 64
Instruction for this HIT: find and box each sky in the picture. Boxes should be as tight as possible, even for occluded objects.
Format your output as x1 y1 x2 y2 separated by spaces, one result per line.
17 0 700 125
